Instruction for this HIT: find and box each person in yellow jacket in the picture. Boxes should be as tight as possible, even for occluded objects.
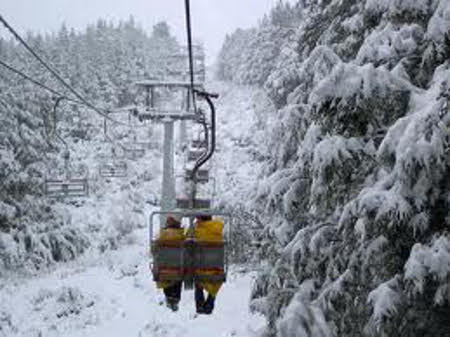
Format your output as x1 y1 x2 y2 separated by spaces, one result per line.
193 215 224 314
156 215 185 312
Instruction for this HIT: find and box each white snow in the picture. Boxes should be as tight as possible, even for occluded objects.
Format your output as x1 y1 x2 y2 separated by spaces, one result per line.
0 233 265 337
405 235 450 296
356 23 423 65
427 0 450 43
367 276 402 327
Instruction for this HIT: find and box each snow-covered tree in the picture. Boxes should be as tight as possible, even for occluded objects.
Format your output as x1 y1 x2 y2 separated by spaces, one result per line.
0 19 183 274
217 0 450 335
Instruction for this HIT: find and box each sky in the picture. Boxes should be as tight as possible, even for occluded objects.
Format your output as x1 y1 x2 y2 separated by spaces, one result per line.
0 0 296 63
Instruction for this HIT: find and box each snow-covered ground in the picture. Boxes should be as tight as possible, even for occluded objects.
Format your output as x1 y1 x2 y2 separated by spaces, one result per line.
0 82 267 337
0 228 265 337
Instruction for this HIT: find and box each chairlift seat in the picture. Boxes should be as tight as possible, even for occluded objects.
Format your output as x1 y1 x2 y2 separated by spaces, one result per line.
45 178 89 198
193 240 226 282
152 240 226 283
124 147 145 160
191 140 206 149
152 239 185 282
151 216 227 285
187 149 204 161
99 161 127 178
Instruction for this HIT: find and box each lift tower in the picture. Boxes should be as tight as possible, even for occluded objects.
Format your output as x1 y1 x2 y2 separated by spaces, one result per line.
134 80 203 214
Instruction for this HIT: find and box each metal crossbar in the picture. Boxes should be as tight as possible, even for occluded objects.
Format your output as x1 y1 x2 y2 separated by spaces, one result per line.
135 109 199 122
176 198 211 209
135 81 203 89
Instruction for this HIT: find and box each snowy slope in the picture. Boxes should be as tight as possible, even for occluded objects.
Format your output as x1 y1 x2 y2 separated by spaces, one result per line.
0 229 265 337
0 81 267 337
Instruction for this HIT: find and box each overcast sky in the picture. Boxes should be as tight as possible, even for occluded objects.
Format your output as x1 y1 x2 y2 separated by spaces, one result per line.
0 0 296 63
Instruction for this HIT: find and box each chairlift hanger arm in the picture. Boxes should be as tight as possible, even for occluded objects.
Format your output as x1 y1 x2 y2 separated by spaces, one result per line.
190 91 218 180
50 97 69 149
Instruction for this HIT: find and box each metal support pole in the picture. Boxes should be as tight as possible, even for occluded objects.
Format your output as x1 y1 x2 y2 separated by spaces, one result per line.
145 87 150 108
146 87 154 138
150 87 155 108
179 88 189 153
161 121 176 222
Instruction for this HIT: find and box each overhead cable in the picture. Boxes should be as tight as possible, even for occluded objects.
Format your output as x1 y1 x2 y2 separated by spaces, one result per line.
0 59 81 104
184 0 198 113
0 14 130 126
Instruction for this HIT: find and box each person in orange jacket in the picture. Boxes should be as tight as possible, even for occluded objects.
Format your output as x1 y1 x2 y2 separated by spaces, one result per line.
193 215 224 314
156 215 185 312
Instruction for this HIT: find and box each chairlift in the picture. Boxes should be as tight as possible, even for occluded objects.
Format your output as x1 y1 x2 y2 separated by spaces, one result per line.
45 177 89 199
191 139 206 149
187 148 204 161
149 210 231 289
185 168 209 183
44 98 89 199
148 0 228 296
99 148 128 178
99 162 127 178
45 151 89 199
123 144 146 160
103 112 146 161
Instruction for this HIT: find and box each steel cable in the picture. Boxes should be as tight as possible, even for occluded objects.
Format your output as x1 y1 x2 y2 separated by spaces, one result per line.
0 14 133 127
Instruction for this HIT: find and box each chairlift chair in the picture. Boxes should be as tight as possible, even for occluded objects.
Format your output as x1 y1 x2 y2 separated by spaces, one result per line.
187 149 204 162
185 168 209 183
123 145 146 160
191 139 206 149
98 146 128 178
99 154 128 178
45 159 89 199
45 177 89 198
44 98 89 199
149 210 231 289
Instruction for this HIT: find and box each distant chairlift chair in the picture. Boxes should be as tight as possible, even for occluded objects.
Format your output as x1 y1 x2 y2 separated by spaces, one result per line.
45 151 89 199
99 148 128 178
44 97 89 199
123 143 146 160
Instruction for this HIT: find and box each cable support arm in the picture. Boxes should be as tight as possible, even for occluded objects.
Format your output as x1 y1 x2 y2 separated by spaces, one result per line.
189 91 218 207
